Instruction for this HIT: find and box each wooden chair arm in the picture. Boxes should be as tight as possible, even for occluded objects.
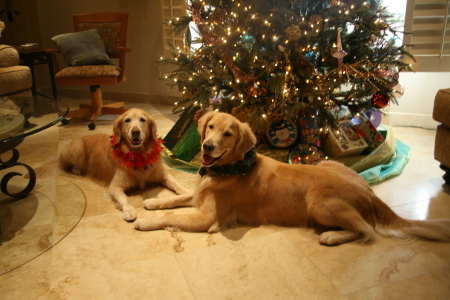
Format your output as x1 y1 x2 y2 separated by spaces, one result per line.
117 46 131 53
117 47 130 82
44 48 60 54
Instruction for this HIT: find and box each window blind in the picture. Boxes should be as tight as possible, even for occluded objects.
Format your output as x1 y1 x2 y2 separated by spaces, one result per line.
404 0 450 71
162 0 187 56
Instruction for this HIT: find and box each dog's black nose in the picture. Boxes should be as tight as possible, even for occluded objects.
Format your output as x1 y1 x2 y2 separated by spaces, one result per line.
203 141 215 152
131 129 140 138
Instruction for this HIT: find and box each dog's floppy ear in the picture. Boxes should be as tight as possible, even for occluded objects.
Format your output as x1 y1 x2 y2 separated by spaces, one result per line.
234 121 257 160
148 116 158 141
197 111 216 143
113 113 124 143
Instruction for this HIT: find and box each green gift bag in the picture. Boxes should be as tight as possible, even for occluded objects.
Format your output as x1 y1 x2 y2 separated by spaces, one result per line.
163 106 201 162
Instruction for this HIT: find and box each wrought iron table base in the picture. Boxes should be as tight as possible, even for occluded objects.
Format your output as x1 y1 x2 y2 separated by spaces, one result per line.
0 147 36 199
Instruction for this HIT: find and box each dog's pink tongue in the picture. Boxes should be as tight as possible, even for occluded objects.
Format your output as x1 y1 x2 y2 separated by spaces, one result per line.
202 154 215 165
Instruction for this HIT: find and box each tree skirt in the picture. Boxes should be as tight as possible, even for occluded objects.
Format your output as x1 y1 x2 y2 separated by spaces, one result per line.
162 138 410 185
359 139 411 184
161 124 411 185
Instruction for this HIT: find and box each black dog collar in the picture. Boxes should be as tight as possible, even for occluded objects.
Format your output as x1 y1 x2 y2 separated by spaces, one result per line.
199 147 257 177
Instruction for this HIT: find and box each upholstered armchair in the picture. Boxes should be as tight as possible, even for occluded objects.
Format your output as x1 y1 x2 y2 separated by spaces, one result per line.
0 19 32 97
433 89 450 185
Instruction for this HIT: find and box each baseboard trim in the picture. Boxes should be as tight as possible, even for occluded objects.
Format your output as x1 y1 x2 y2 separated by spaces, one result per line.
383 112 439 129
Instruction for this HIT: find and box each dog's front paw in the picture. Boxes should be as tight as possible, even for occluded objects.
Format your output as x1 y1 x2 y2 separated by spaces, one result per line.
122 204 137 222
208 222 221 233
134 218 161 231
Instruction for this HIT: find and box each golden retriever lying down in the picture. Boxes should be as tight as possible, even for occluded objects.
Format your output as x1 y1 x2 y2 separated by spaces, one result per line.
134 111 450 245
59 108 191 221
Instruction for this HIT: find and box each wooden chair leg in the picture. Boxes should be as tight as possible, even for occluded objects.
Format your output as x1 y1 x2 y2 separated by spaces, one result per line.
90 85 103 118
60 85 128 129
104 102 126 108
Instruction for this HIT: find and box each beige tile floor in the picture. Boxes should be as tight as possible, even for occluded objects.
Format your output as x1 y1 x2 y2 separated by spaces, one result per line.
1 98 450 299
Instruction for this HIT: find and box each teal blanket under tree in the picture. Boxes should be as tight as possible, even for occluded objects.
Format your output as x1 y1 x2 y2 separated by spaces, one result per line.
162 139 411 185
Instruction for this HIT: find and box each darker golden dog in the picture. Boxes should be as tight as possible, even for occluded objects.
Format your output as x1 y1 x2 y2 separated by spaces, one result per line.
59 108 191 221
134 111 450 245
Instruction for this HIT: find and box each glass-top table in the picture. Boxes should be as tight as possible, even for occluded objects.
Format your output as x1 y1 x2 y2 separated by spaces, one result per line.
0 97 68 198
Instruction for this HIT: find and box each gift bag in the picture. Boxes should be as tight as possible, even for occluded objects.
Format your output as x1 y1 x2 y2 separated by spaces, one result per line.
163 106 201 162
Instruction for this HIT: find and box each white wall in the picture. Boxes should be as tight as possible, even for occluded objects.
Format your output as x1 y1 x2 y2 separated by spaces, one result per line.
393 72 450 115
385 72 450 128
35 0 180 98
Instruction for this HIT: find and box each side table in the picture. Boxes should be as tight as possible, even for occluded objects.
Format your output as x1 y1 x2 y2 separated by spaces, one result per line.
0 97 68 198
18 49 58 99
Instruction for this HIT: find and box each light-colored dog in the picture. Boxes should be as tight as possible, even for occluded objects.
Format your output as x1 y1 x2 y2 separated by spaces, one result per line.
59 108 191 221
134 111 450 245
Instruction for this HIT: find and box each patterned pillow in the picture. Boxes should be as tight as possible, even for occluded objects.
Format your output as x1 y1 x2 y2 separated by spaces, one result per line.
52 29 114 66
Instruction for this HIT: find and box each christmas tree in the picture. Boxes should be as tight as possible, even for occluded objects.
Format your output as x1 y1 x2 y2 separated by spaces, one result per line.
156 0 413 135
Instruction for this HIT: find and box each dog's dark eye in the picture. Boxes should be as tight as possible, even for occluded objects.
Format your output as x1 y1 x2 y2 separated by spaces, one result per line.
140 118 146 122
124 118 131 123
224 132 232 137
209 124 214 130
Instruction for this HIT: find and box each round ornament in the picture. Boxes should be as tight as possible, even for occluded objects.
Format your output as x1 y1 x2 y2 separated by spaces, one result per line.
288 144 326 165
373 68 399 88
304 51 317 65
286 25 301 41
267 119 297 148
240 34 255 50
371 92 390 109
366 110 382 128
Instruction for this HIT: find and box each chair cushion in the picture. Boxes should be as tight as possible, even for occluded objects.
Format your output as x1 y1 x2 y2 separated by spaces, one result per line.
433 89 450 127
55 65 120 78
0 66 32 95
52 29 114 66
0 45 19 68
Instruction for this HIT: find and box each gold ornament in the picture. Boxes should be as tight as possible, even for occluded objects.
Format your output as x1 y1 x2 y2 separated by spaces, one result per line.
285 25 301 41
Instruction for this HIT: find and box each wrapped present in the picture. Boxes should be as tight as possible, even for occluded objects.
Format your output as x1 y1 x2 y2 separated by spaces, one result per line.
297 108 322 147
355 119 385 153
324 120 368 157
163 106 201 162
288 144 327 165
328 105 353 121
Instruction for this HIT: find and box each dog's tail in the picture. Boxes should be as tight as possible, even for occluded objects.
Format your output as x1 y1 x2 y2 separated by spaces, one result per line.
373 196 450 242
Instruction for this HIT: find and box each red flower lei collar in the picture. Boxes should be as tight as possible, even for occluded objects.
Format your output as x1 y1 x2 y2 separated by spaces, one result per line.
110 135 164 170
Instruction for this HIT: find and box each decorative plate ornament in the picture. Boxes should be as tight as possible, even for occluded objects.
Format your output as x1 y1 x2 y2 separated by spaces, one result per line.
288 144 326 165
267 119 297 148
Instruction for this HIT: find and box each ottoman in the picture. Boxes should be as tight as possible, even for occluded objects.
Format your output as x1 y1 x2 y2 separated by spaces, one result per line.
433 89 450 184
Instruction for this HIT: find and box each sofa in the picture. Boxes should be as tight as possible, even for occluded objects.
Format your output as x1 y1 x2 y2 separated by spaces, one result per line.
433 89 450 185
0 44 32 97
